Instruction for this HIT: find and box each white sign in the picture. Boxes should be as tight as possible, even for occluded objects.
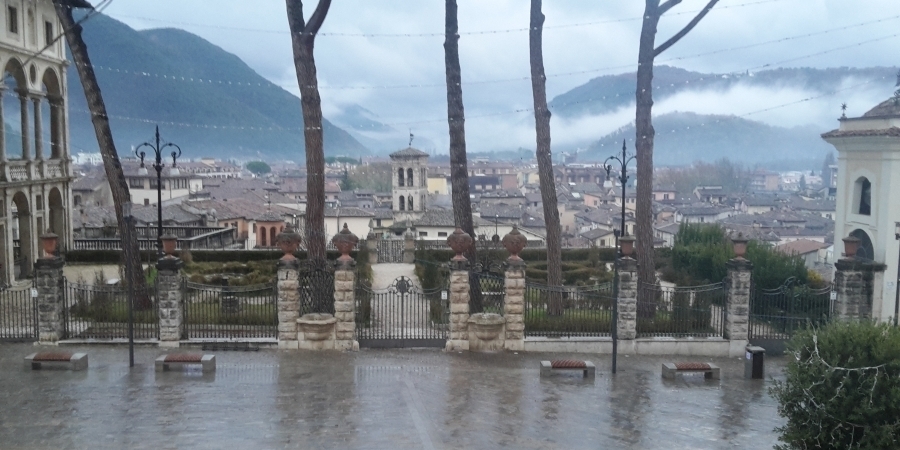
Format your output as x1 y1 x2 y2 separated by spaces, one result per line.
441 291 448 300
30 288 37 298
746 351 752 360
830 291 837 301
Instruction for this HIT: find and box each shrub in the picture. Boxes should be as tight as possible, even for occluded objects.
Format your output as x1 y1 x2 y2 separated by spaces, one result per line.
770 321 900 449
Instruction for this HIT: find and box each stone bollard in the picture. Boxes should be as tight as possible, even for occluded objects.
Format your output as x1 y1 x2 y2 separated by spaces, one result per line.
156 256 184 347
275 225 302 349
615 256 638 340
724 257 752 342
35 231 64 345
502 226 527 351
446 227 473 351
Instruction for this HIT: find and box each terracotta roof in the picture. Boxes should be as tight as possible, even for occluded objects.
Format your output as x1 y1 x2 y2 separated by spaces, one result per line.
821 127 900 139
390 147 429 158
862 97 900 118
776 239 829 256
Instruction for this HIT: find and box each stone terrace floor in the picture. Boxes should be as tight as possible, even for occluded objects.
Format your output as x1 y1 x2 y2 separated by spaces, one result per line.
0 344 787 449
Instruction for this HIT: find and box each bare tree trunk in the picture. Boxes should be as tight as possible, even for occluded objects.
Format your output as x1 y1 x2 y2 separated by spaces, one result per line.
54 1 150 309
443 0 481 312
529 0 563 316
285 0 331 266
634 0 719 313
634 0 661 314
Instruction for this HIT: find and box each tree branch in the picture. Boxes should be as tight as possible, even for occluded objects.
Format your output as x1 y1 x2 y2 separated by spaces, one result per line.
285 0 307 35
654 0 720 56
305 0 332 36
657 0 683 16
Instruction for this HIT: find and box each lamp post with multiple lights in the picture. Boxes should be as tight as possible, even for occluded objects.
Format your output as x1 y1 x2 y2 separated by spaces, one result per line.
135 126 182 257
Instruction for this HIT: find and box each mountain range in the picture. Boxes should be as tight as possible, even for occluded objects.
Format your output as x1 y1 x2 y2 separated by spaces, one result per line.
66 13 367 160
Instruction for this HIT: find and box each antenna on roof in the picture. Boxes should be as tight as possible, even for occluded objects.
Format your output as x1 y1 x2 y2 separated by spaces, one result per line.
840 102 847 119
409 130 414 147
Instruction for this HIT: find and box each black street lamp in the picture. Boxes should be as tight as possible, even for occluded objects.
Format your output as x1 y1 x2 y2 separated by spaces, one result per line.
604 140 636 375
135 126 182 257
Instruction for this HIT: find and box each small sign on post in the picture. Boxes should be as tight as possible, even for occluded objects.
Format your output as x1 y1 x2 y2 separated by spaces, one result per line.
441 291 448 300
31 288 37 298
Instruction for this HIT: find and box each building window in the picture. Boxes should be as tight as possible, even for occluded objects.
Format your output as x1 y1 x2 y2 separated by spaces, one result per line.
419 231 427 237
399 196 405 211
7 6 17 34
376 219 382 227
44 20 52 47
398 168 405 187
438 232 447 237
408 196 413 211
664 193 669 200
144 198 150 206
854 177 871 216
407 168 414 187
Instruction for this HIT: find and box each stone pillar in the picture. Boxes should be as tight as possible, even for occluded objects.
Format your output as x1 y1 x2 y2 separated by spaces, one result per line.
32 95 43 161
156 257 184 347
34 253 64 345
503 260 525 351
447 264 470 351
834 258 885 320
18 92 30 160
366 234 378 265
724 258 752 341
403 232 415 263
616 256 638 340
0 86 5 164
333 262 359 351
277 259 301 349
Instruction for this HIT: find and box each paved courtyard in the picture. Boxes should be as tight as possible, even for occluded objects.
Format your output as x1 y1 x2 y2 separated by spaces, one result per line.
0 343 787 449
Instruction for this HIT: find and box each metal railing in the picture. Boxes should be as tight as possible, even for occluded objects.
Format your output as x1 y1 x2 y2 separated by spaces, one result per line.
0 281 37 341
524 282 614 338
749 278 832 340
63 279 159 340
636 282 726 338
183 280 277 339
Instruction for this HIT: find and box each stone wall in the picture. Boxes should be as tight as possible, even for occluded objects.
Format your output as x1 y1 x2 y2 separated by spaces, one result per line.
446 269 470 351
333 268 358 351
277 260 301 349
833 258 885 320
156 258 184 346
34 257 64 344
616 257 637 340
724 258 752 341
503 264 525 351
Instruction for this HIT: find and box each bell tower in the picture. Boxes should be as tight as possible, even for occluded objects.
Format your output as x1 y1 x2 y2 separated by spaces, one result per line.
389 146 429 221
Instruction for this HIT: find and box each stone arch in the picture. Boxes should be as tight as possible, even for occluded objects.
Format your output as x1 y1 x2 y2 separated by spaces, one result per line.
269 227 276 248
398 196 405 211
259 226 267 247
397 168 404 187
48 187 65 249
849 229 874 260
12 191 32 279
852 176 871 216
407 195 413 211
407 168 413 187
3 57 28 160
41 67 63 159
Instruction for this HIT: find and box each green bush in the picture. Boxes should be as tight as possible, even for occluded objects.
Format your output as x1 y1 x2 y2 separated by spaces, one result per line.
770 321 900 449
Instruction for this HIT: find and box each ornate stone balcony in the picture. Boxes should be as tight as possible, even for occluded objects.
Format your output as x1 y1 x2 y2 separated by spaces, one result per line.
0 159 69 183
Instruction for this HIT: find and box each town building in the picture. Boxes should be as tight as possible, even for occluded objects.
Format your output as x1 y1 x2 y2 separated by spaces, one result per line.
390 147 428 220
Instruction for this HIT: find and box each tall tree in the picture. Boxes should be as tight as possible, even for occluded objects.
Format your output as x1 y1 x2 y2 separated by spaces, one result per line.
444 0 481 311
634 0 720 304
285 0 331 266
54 0 150 308
528 0 563 315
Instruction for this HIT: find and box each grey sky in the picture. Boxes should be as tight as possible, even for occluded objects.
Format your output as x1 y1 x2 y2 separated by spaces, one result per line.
103 0 900 154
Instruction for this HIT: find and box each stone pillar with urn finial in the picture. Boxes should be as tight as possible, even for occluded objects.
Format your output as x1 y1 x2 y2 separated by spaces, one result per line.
616 235 638 340
833 235 886 320
157 234 184 346
501 226 527 351
332 224 360 351
275 225 302 349
34 230 65 344
724 234 752 349
446 227 472 351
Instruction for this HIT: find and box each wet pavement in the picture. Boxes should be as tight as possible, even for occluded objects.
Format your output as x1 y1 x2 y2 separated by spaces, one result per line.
0 343 786 449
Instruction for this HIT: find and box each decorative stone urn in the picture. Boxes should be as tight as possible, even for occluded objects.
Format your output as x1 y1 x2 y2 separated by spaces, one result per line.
731 233 749 259
332 223 359 263
447 227 473 261
467 313 505 341
842 235 860 258
619 235 635 258
297 313 337 341
275 224 302 261
161 234 178 258
501 225 527 261
39 230 58 259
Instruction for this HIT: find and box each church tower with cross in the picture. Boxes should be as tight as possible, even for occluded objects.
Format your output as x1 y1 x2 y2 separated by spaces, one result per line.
823 80 900 322
389 138 429 221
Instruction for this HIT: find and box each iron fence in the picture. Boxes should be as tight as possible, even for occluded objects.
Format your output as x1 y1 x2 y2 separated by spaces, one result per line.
63 279 159 340
524 282 614 338
472 271 505 313
0 282 37 341
636 282 726 338
183 280 277 339
298 261 335 315
750 278 832 341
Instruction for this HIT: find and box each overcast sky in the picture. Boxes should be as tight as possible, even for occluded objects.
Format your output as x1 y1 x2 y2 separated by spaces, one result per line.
102 0 900 154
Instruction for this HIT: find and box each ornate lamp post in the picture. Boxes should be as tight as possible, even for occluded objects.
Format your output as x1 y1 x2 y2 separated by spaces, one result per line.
135 126 182 257
604 140 635 375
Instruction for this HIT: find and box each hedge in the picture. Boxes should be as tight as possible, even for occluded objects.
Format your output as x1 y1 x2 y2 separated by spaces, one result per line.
65 249 359 265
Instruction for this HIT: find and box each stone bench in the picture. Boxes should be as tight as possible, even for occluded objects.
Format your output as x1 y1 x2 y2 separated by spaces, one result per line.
25 352 88 371
662 362 720 380
155 354 216 373
540 360 595 379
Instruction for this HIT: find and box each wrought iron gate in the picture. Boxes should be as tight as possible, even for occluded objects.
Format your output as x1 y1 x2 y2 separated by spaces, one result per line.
183 281 277 339
749 278 832 354
376 239 405 264
355 276 448 348
0 282 37 341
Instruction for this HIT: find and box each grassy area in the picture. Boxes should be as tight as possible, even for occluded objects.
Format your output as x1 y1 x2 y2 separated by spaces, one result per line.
185 302 276 326
69 300 158 324
525 308 612 333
